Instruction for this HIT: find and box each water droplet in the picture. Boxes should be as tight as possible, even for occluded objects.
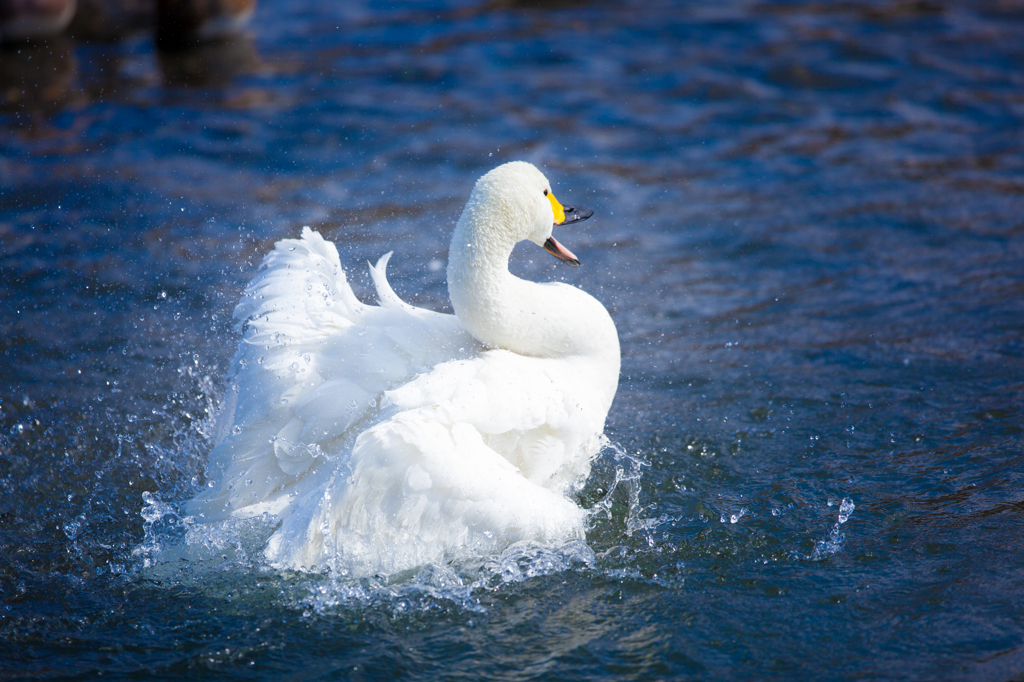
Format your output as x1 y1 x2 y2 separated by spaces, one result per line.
838 498 855 524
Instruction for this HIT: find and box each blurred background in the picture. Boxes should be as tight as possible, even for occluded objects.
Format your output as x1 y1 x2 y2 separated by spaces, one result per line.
2 0 1023 679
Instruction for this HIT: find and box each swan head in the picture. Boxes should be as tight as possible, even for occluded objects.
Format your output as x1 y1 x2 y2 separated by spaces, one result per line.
460 161 592 266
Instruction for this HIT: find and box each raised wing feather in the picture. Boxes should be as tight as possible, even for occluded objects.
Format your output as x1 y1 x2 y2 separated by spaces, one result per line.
185 227 480 521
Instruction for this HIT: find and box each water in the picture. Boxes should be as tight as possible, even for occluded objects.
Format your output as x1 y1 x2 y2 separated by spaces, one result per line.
2 0 1023 678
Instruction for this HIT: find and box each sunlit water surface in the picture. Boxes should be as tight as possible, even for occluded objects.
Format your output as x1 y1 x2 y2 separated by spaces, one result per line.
2 0 1023 679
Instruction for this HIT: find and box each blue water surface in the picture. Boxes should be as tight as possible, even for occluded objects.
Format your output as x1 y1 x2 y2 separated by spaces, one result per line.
2 0 1024 679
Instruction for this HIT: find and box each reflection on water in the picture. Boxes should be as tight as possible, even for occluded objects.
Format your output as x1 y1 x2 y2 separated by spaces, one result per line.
1 1 1023 679
0 38 77 111
157 34 259 87
66 0 151 41
0 29 262 119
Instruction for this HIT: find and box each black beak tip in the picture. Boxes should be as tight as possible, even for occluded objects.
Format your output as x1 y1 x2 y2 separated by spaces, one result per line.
560 205 594 225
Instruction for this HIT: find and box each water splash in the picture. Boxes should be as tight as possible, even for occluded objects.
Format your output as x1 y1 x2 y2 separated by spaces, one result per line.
721 507 749 524
804 497 856 561
587 439 668 538
479 539 596 587
133 489 282 586
133 438 650 613
299 540 597 617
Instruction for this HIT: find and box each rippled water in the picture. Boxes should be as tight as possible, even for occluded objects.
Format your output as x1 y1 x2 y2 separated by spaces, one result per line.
2 0 1024 678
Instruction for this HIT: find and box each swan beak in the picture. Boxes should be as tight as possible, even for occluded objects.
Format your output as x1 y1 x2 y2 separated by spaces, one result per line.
544 236 580 267
557 205 594 226
544 192 592 266
547 192 594 227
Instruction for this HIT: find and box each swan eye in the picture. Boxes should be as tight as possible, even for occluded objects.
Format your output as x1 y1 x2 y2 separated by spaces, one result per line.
543 189 549 196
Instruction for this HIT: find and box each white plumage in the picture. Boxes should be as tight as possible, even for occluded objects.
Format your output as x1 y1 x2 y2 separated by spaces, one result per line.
185 162 620 577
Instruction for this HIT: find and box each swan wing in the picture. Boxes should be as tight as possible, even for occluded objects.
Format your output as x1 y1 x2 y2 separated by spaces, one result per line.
264 350 602 574
384 350 602 488
264 350 598 573
185 227 479 521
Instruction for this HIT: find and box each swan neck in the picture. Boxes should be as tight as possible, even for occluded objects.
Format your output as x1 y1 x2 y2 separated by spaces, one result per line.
446 192 619 371
447 209 522 348
449 205 516 272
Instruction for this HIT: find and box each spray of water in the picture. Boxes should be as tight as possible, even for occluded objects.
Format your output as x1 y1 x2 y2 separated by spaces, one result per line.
805 497 856 561
134 427 659 613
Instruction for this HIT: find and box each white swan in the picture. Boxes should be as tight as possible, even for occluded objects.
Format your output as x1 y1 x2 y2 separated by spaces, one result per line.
184 161 620 577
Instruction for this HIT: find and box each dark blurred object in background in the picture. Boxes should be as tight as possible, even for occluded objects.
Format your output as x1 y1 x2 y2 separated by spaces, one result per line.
0 0 76 41
155 0 255 48
1 0 254 44
0 35 76 111
67 0 150 41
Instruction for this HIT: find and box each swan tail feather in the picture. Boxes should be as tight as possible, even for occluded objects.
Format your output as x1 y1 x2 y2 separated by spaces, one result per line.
368 251 415 311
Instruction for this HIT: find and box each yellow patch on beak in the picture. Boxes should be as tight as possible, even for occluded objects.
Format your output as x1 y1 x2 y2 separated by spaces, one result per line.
547 192 566 225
